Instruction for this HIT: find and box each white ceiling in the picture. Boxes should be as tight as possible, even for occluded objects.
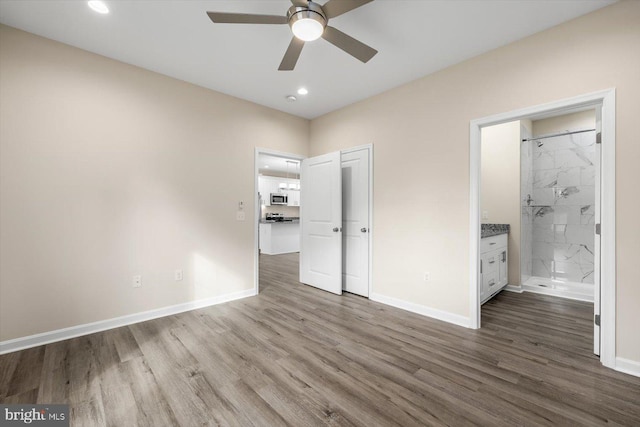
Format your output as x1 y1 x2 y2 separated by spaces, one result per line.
258 154 300 175
0 0 614 119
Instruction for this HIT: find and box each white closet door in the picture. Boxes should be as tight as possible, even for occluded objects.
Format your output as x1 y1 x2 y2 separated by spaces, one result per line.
299 151 343 295
342 148 370 297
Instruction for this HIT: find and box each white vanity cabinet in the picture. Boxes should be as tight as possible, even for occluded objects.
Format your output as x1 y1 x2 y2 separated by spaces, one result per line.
480 233 508 304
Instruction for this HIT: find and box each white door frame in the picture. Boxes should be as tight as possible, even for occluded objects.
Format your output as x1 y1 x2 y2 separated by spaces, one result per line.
254 148 305 295
340 143 374 298
468 88 616 369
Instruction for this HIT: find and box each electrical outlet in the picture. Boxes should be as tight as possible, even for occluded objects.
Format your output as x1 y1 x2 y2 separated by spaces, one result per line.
132 275 142 288
423 272 430 282
236 211 245 221
482 210 489 220
174 269 183 281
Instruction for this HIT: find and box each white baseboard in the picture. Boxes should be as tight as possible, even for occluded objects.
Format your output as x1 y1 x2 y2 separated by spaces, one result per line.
370 293 470 328
0 289 256 355
615 357 640 378
504 284 523 293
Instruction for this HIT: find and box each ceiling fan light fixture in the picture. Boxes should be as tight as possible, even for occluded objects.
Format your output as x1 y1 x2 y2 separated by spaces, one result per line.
292 18 324 41
287 2 327 42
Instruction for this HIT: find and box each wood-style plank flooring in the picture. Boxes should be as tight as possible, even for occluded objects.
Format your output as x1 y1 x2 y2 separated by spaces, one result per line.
1 252 639 426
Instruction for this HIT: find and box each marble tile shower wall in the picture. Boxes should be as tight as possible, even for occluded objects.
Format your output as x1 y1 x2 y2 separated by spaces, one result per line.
530 131 595 283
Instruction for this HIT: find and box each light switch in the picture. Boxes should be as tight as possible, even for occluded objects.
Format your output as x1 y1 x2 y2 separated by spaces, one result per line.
132 275 142 288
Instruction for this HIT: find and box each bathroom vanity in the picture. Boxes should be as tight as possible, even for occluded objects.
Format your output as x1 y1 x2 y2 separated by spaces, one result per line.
480 224 509 304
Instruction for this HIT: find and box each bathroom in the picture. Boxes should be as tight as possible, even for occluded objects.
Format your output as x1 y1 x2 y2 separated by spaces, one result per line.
481 109 597 303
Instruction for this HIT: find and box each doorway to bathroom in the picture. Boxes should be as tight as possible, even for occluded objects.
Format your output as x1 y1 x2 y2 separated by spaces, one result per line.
469 89 616 369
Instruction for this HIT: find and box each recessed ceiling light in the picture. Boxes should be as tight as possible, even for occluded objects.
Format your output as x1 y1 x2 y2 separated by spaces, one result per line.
265 165 270 168
286 95 297 102
297 88 308 96
88 1 109 14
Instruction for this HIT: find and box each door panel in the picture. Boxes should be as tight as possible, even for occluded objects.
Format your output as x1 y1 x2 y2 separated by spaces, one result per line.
342 149 370 297
300 151 342 294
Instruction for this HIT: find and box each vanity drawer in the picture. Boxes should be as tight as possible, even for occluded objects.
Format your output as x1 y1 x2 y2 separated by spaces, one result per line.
481 233 507 253
482 271 498 291
481 251 499 275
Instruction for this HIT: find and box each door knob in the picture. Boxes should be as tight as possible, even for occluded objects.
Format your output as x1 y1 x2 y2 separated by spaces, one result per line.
333 227 341 232
361 228 368 233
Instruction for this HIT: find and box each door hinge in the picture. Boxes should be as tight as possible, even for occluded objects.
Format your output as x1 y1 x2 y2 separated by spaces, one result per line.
595 223 601 235
594 314 601 326
596 132 602 144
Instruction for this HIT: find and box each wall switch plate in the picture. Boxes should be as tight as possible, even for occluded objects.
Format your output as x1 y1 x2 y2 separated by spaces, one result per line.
423 272 430 282
133 275 142 287
236 211 245 221
174 270 183 281
482 210 489 220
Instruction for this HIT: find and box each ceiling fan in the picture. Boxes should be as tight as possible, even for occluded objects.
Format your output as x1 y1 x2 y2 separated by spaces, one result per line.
206 0 378 71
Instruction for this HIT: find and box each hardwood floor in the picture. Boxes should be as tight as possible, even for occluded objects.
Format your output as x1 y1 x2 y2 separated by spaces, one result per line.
2 252 639 426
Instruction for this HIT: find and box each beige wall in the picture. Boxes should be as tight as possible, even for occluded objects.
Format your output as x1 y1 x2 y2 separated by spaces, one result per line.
481 121 521 286
0 25 309 341
533 109 596 136
310 1 640 361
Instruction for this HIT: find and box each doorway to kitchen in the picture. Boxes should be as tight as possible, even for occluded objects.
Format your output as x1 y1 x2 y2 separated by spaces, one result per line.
254 145 373 298
469 89 616 369
254 149 304 294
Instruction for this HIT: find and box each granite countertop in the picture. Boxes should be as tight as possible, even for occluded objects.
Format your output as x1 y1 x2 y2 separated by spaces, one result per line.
481 223 510 238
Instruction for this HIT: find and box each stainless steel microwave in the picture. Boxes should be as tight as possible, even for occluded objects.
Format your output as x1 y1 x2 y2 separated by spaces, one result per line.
270 193 288 205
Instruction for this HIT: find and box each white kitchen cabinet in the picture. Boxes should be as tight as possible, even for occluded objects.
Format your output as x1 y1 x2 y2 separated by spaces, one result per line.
286 190 300 206
259 222 300 254
258 176 282 206
480 233 508 304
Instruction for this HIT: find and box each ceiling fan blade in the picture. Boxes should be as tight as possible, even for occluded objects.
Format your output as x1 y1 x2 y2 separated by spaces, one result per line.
322 26 378 63
290 0 308 7
322 0 374 19
206 12 287 25
279 37 305 71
